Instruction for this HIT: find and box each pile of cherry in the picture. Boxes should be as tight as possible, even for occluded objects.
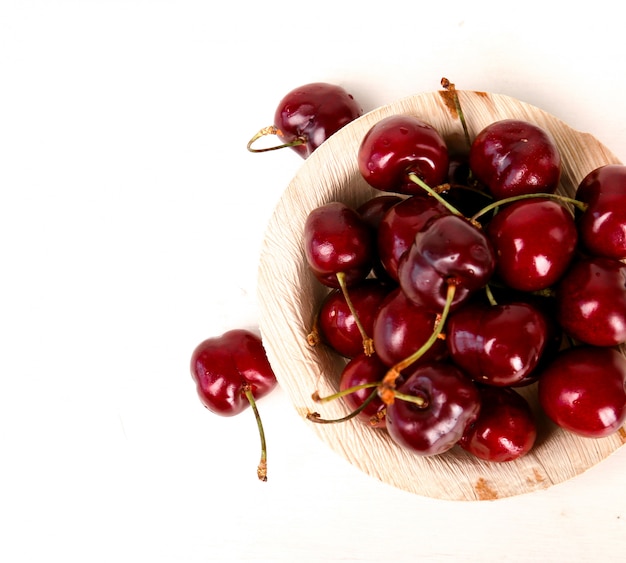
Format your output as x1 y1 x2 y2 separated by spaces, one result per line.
304 94 626 464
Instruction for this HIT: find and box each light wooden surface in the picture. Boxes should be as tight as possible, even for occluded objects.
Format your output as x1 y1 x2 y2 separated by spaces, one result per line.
258 91 625 501
3 2 626 562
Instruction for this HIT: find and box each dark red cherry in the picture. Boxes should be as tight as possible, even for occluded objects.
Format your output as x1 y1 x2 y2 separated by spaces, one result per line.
377 194 449 281
372 287 448 370
315 279 391 358
469 119 561 200
304 201 375 288
556 256 626 347
357 114 449 194
356 195 404 229
446 301 548 387
397 214 496 313
538 346 626 438
486 198 578 292
339 353 388 428
190 329 277 416
385 362 480 456
575 164 626 260
248 82 362 158
459 386 537 462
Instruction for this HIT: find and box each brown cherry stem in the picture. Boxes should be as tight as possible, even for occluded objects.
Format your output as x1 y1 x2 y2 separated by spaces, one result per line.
243 385 269 482
470 192 588 223
379 282 457 405
307 387 381 424
441 77 471 150
246 125 306 153
336 271 375 356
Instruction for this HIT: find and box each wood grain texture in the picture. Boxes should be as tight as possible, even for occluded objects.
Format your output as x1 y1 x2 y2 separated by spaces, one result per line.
257 90 626 501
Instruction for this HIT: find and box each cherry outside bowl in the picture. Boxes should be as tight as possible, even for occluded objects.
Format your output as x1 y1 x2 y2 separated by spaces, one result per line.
257 90 626 501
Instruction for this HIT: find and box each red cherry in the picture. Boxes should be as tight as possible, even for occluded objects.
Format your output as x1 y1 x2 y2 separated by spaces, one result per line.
248 82 362 158
486 198 578 292
357 114 450 194
459 386 537 462
469 119 561 200
575 164 626 260
385 362 480 456
538 346 626 438
446 300 548 387
556 256 626 347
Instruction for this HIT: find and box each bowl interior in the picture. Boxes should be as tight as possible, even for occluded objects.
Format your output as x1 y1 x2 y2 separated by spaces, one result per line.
257 90 626 501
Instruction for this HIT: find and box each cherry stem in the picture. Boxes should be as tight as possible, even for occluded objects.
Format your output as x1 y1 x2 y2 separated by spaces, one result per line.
470 192 588 223
336 271 375 356
312 381 379 403
243 385 268 482
441 77 471 150
306 387 381 424
246 125 306 153
484 283 498 306
407 173 464 218
379 282 457 405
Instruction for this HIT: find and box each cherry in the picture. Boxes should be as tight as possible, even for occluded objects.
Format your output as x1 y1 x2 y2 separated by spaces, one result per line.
377 194 449 281
446 300 548 387
485 198 578 292
372 287 448 370
357 114 450 194
469 119 562 200
459 386 537 462
189 329 278 481
397 214 496 313
385 362 480 456
356 194 404 229
555 256 626 347
538 346 626 438
575 164 626 260
311 278 391 358
247 82 362 158
304 201 374 289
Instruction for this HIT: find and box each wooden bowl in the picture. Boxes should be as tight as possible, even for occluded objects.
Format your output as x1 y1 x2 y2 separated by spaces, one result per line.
257 90 626 501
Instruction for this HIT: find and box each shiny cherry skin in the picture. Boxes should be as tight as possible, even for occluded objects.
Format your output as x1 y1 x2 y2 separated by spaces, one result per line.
575 164 626 260
339 353 388 428
446 301 548 387
377 194 449 281
304 201 375 288
358 114 449 194
372 287 448 370
356 195 404 229
556 256 626 347
397 214 496 313
538 346 626 438
385 362 480 456
316 279 392 358
459 386 537 462
273 82 362 158
190 329 277 416
486 198 578 292
469 119 562 200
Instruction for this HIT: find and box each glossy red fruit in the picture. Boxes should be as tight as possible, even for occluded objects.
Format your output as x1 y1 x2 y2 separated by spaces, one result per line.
266 82 362 158
469 119 561 200
190 329 277 416
316 279 391 358
575 164 626 260
304 201 375 288
356 195 404 229
377 194 449 281
446 301 548 387
397 214 496 313
486 198 578 292
385 362 480 456
372 287 448 370
339 353 388 428
459 386 537 462
358 114 450 194
538 346 626 438
556 256 626 347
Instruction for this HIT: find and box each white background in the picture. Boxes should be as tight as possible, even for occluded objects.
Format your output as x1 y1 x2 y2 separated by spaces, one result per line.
1 1 625 562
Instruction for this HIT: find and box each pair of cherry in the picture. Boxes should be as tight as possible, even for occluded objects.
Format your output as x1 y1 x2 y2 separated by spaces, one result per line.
305 86 626 462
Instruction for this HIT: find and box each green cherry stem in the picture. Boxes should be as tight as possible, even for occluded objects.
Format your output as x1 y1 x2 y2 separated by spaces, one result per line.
246 125 306 153
336 271 375 356
307 387 381 424
407 173 464 217
312 381 379 403
243 384 269 482
470 192 589 223
441 77 471 150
